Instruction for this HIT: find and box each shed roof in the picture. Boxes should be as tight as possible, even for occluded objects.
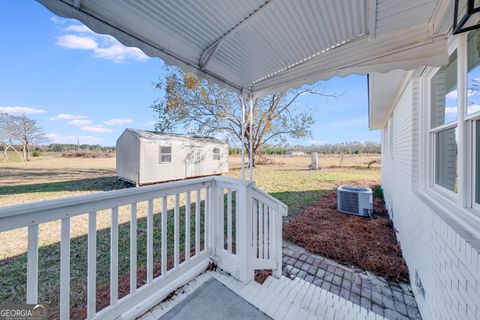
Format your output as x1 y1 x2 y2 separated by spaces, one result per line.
38 0 452 97
125 129 226 145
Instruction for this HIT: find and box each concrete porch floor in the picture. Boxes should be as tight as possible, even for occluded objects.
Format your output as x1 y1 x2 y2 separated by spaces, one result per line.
159 278 271 320
138 243 421 320
138 270 385 320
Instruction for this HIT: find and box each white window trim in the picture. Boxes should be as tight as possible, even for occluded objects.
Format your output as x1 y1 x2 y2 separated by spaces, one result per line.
419 32 480 227
159 145 172 163
213 147 221 160
426 50 459 199
469 114 480 211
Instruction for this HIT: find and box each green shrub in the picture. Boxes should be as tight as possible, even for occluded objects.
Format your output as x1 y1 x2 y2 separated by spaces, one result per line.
32 151 41 157
372 185 384 202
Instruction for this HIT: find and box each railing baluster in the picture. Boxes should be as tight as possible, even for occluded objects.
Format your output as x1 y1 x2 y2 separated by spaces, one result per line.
147 199 154 284
268 207 274 261
273 207 282 278
235 189 240 255
130 203 137 293
264 204 268 259
227 188 232 253
205 187 209 250
219 187 225 250
185 192 191 262
195 189 200 255
87 212 96 319
252 200 258 257
259 203 264 259
26 224 38 304
174 194 179 268
161 196 167 275
60 217 70 320
110 207 119 306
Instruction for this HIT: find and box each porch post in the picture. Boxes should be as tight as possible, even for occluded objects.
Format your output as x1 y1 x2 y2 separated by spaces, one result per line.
241 95 246 180
237 180 254 283
208 180 219 257
249 96 254 181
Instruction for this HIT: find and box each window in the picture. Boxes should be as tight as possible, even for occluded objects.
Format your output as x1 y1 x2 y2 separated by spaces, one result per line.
435 127 458 192
476 121 480 205
159 146 172 163
467 30 480 115
425 29 480 216
213 147 220 160
468 30 480 207
431 51 458 194
431 51 458 127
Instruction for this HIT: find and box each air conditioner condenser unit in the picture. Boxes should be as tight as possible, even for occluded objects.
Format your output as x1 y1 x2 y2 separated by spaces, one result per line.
337 185 373 217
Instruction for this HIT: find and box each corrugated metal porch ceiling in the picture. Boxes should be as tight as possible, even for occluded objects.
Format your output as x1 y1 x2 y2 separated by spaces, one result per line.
38 0 450 96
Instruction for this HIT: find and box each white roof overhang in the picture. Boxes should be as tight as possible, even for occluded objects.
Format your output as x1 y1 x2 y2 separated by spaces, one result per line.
368 70 412 130
38 0 451 97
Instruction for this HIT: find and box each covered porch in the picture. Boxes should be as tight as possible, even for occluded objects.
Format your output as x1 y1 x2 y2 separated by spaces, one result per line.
2 0 455 319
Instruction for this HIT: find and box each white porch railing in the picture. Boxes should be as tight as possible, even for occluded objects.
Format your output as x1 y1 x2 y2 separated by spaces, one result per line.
0 176 287 320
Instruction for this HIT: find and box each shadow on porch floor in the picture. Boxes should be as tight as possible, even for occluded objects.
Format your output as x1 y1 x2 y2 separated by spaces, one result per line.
159 278 270 320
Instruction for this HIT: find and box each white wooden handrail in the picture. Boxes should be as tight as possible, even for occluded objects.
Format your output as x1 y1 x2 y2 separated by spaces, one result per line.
0 178 213 232
251 185 288 216
0 176 287 319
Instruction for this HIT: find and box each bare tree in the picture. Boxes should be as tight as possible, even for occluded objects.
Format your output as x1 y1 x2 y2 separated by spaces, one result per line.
151 70 335 165
0 113 22 160
1 114 47 161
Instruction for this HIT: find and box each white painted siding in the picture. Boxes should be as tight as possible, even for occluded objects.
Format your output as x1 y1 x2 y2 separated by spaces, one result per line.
115 130 140 183
139 142 190 184
381 78 480 320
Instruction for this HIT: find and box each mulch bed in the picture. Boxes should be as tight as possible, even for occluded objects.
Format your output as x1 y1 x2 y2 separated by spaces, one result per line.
283 180 409 282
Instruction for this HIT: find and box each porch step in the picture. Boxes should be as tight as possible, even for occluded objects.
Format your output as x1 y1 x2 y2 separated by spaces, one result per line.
212 272 385 320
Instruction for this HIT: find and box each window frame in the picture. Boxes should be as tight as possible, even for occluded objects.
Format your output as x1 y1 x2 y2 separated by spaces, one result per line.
428 45 460 200
470 115 480 211
422 32 480 218
430 123 459 200
159 145 172 164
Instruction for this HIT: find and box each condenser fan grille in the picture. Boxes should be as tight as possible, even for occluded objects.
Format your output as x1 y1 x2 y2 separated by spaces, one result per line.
338 191 359 214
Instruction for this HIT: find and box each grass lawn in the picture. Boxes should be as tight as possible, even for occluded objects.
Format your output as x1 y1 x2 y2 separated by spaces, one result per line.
0 154 380 315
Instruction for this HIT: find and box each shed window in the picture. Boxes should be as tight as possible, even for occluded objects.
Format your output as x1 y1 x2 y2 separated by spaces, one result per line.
213 147 220 160
431 51 458 194
159 146 172 163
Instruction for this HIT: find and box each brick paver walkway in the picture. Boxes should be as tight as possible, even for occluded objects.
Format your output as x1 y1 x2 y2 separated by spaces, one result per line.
282 242 421 320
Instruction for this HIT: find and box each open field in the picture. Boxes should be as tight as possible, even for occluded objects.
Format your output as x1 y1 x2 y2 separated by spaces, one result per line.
0 153 380 316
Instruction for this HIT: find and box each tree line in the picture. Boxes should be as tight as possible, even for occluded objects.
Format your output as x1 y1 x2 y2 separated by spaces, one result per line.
229 141 380 155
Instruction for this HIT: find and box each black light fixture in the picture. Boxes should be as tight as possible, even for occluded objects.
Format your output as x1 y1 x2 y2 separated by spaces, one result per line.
454 0 480 34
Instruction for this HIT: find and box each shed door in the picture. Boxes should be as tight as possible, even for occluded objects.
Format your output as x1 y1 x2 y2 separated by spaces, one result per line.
186 146 201 178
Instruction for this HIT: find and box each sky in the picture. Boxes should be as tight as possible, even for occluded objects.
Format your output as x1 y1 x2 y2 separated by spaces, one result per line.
0 1 379 147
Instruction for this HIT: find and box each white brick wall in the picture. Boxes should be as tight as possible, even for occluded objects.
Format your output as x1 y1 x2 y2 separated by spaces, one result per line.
381 78 480 320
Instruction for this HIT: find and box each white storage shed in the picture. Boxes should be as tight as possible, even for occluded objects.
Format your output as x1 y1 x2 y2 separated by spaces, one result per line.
116 129 228 185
